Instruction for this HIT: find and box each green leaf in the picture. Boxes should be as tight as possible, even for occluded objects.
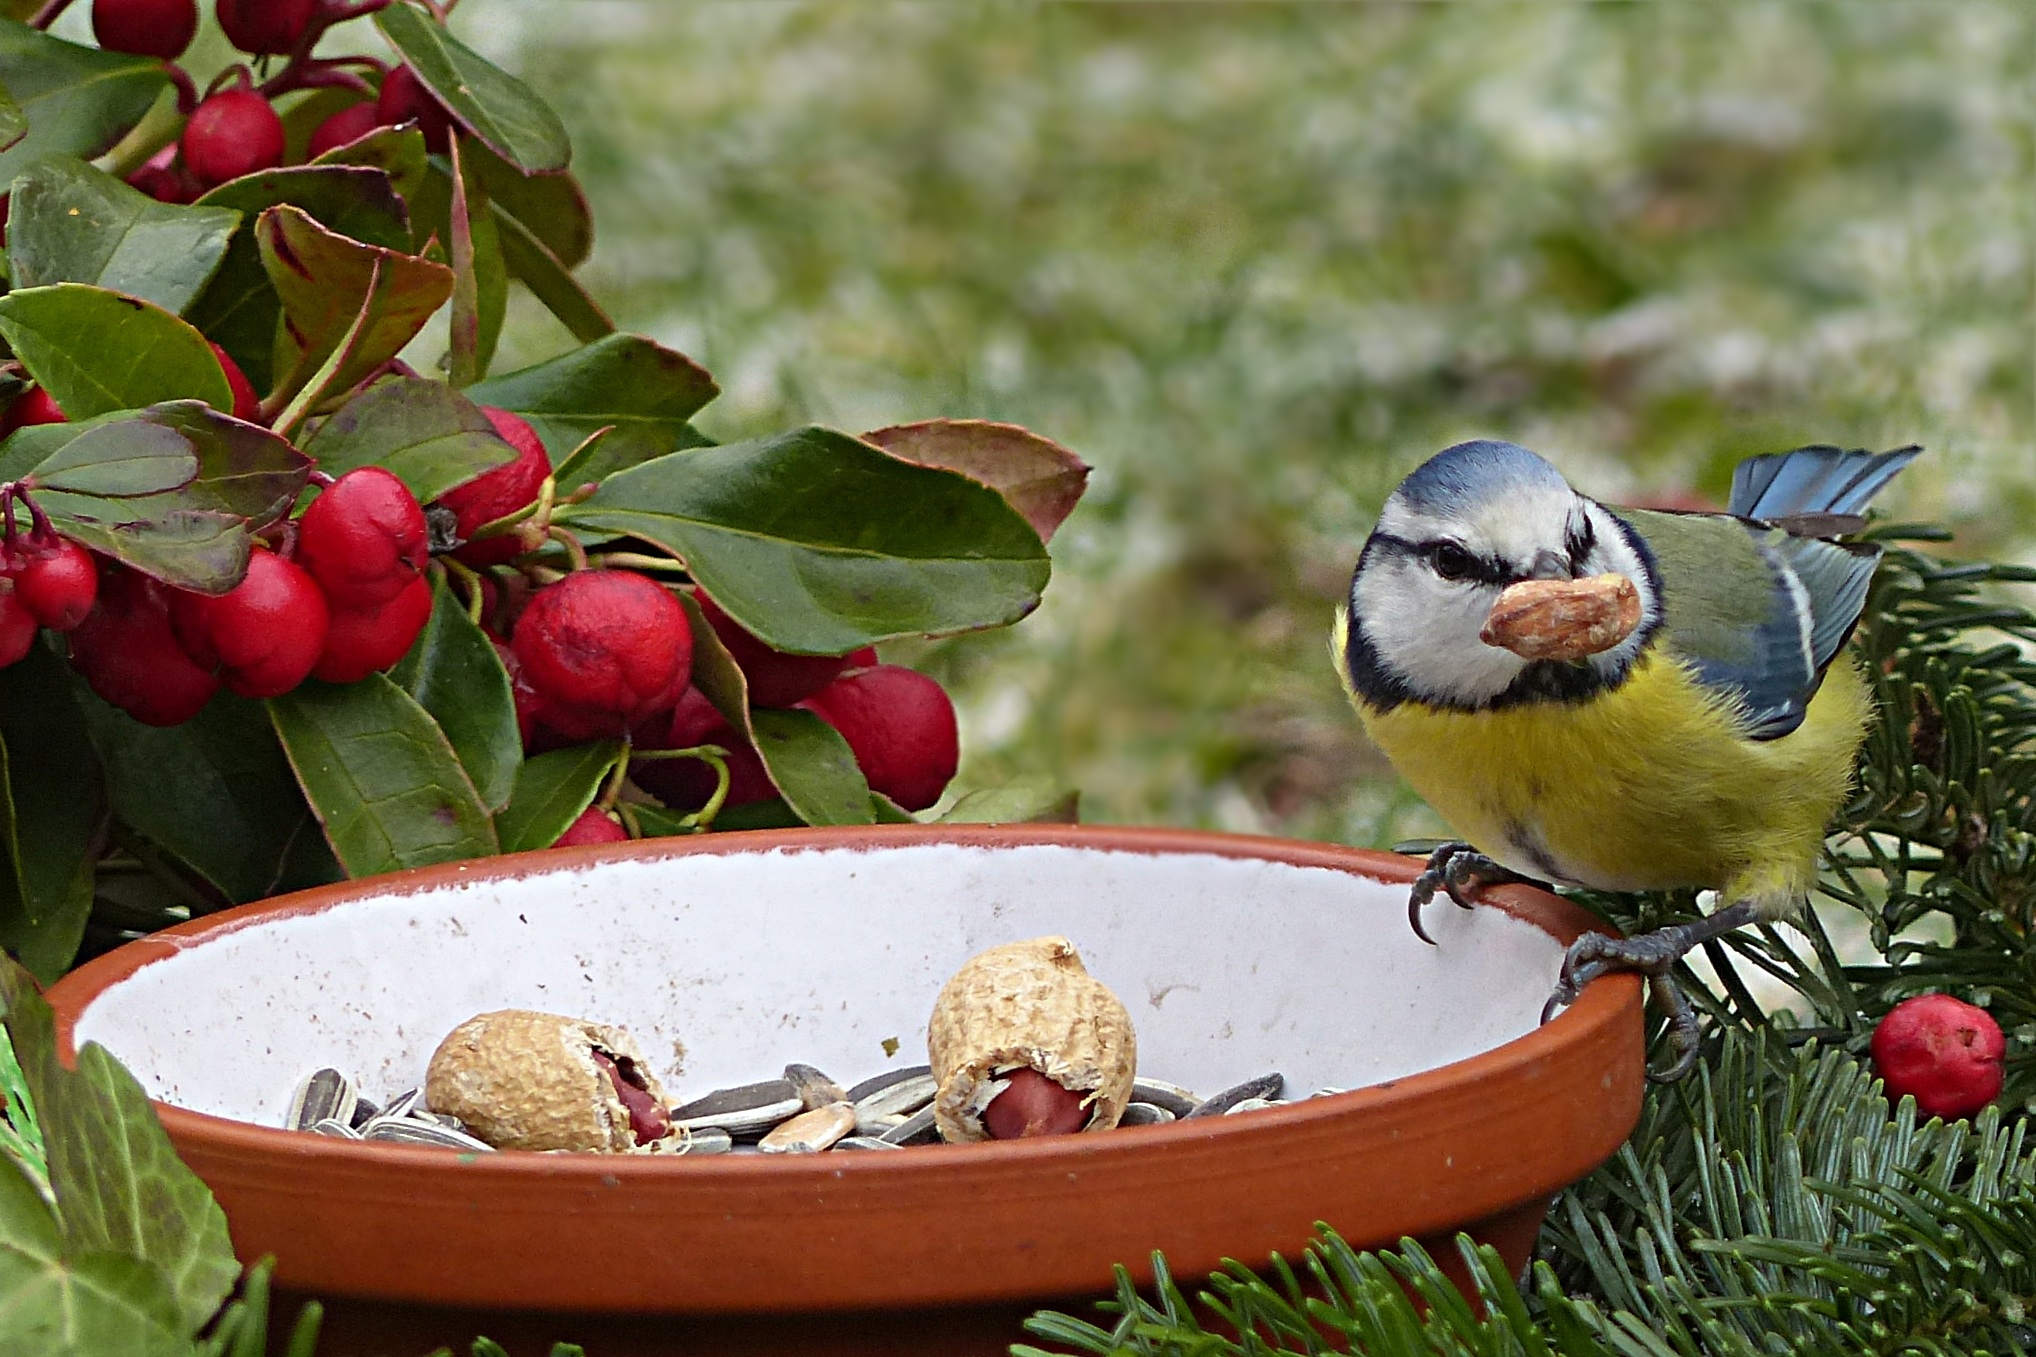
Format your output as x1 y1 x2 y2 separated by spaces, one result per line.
186 164 413 392
869 792 917 824
0 647 104 983
709 798 803 832
0 78 24 154
298 378 514 503
446 138 506 386
748 708 872 827
75 689 318 905
0 1174 192 1357
388 576 521 812
0 285 233 420
374 2 571 174
268 675 500 877
0 955 239 1340
310 124 430 206
466 334 718 481
0 22 168 191
864 420 1090 544
5 158 240 317
464 139 591 269
29 420 195 498
493 205 612 343
625 802 697 839
557 426 1051 653
256 206 454 407
938 777 1080 825
125 402 311 528
38 508 248 595
494 743 620 853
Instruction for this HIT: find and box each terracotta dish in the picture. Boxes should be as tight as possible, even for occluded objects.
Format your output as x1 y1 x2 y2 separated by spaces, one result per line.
46 825 1645 1357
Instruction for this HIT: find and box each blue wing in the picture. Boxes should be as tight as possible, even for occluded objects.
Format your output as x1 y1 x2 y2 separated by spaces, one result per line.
1730 444 1922 524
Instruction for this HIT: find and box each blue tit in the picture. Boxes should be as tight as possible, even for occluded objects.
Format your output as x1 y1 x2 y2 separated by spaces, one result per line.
1335 439 1919 1079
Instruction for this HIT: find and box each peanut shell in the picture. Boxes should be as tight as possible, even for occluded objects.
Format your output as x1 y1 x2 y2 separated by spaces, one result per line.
928 936 1136 1143
1479 573 1641 662
424 1009 675 1153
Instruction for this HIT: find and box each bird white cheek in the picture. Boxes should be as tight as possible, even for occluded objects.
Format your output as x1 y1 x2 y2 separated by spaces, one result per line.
1359 575 1525 706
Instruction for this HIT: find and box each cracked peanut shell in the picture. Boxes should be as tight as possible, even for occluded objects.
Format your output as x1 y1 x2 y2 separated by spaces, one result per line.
928 936 1136 1143
425 1009 673 1153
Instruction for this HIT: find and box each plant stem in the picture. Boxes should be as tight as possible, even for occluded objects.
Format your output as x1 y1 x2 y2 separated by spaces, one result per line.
27 0 74 28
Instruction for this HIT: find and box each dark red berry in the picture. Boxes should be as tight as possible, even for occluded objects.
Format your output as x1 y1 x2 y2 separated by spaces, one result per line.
13 539 98 632
629 686 776 811
375 65 453 153
1871 993 2005 1122
694 589 861 708
126 162 197 204
169 548 328 698
306 102 383 159
312 575 432 683
0 590 36 670
181 89 286 190
69 566 219 725
297 468 427 608
493 639 546 746
1 388 65 434
799 664 958 811
437 408 551 567
981 1068 1089 1140
511 570 691 740
211 342 260 422
215 0 315 55
553 807 629 848
92 0 197 59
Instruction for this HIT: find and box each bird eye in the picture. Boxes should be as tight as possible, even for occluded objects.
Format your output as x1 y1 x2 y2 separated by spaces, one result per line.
1429 542 1476 582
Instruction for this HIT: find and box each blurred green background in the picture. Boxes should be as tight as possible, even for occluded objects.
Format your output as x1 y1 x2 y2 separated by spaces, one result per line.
475 0 2031 846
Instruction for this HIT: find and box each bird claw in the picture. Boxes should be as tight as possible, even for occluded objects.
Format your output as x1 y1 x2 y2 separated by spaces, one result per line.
1406 843 1519 946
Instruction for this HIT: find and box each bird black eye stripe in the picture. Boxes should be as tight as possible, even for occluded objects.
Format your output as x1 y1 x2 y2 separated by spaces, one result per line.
1422 541 1506 585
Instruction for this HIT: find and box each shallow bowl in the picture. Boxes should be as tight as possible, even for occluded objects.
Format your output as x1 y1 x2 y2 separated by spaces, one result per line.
47 824 1643 1356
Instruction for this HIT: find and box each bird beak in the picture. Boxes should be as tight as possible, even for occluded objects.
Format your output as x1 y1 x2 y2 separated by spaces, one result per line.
1480 573 1643 662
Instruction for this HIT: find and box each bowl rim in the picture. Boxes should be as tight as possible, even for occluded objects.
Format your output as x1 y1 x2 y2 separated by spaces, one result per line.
47 821 1637 1177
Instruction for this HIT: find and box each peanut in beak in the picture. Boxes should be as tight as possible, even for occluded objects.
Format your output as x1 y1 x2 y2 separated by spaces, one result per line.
1480 573 1642 662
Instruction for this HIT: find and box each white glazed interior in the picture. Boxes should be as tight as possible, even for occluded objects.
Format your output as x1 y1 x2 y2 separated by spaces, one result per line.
73 842 1567 1128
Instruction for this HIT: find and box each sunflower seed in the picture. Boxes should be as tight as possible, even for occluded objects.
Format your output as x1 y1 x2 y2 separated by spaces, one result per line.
853 1073 937 1132
759 1102 856 1154
878 1105 939 1146
363 1117 495 1151
348 1095 381 1129
1222 1097 1284 1115
833 1135 902 1151
286 1069 357 1132
783 1063 847 1111
844 1064 932 1103
309 1117 361 1139
1310 1087 1351 1099
669 1078 805 1136
1130 1079 1200 1118
1119 1102 1176 1126
1182 1073 1285 1119
382 1088 424 1120
676 1127 734 1156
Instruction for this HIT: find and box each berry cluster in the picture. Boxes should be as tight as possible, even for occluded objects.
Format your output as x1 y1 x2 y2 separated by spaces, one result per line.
90 0 457 204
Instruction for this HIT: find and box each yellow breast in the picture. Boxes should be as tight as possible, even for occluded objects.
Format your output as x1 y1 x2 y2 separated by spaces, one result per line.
1352 649 1868 909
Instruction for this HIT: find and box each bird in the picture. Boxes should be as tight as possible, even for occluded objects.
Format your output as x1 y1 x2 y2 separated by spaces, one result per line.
1335 439 1919 1079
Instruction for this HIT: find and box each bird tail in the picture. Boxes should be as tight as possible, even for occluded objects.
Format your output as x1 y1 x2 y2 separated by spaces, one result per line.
1728 444 1922 524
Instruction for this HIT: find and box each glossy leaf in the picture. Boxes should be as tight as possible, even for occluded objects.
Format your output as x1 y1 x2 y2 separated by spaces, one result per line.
710 798 803 832
494 743 620 853
0 285 232 420
466 138 592 269
268 676 500 877
5 158 240 316
557 426 1051 653
38 507 248 595
938 778 1080 825
310 124 430 206
0 1159 191 1357
0 22 167 190
256 206 454 406
0 76 23 153
299 378 514 503
625 802 697 839
376 2 572 173
0 954 240 1336
17 402 310 530
0 647 104 983
494 205 613 343
466 333 717 479
748 709 873 827
863 420 1090 544
388 576 521 811
75 689 317 905
446 138 506 386
29 421 195 498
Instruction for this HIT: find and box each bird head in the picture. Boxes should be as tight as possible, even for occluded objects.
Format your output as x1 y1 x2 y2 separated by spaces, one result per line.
1344 440 1661 709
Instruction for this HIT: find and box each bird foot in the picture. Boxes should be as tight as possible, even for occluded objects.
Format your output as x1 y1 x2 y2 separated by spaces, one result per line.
1406 842 1524 946
1540 900 1761 1082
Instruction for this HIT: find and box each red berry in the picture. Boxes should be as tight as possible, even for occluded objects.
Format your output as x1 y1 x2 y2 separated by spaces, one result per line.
69 566 219 725
13 539 98 632
306 102 383 159
694 589 861 708
126 162 197 204
312 575 431 683
629 686 776 811
493 639 546 746
375 65 453 153
181 89 286 190
511 570 691 740
981 1068 1089 1140
553 807 629 848
799 665 958 811
215 0 315 55
437 408 551 567
1 388 65 434
92 0 197 59
169 548 329 698
0 590 36 670
297 468 427 608
1871 993 2006 1121
211 342 260 422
